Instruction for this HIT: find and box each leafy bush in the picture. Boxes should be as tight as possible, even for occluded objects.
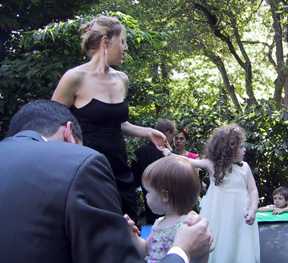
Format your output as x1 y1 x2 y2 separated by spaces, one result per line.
127 95 288 206
1 11 287 208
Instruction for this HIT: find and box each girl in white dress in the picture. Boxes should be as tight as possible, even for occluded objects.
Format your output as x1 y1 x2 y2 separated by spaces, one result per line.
199 124 260 263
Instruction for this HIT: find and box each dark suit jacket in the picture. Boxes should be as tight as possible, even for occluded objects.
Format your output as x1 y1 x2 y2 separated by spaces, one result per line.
0 131 184 263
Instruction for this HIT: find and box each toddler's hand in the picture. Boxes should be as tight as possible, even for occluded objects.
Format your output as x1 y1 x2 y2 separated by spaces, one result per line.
162 148 171 157
174 217 214 260
124 214 141 236
183 211 201 226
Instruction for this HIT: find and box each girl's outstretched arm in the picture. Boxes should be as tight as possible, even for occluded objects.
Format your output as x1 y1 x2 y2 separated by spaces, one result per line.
245 165 259 225
124 214 148 258
162 149 214 175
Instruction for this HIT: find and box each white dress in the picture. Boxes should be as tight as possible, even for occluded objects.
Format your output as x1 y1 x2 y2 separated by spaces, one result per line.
200 162 260 263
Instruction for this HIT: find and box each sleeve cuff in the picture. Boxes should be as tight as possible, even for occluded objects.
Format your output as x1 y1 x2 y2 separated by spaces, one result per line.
167 246 189 263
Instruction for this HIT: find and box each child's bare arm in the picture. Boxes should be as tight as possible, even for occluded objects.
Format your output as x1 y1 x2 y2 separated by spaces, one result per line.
258 206 274 212
162 149 214 174
130 233 148 258
258 206 288 214
245 166 259 225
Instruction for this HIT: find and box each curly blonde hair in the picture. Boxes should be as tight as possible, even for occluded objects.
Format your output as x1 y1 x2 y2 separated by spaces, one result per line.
80 16 125 54
203 124 246 186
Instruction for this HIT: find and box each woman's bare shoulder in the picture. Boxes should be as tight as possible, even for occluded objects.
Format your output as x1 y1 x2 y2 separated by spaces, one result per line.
117 70 129 85
53 66 86 102
65 64 88 76
109 68 129 88
59 66 83 82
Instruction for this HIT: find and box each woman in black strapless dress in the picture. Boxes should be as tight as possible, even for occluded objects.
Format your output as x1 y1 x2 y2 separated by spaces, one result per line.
52 16 170 223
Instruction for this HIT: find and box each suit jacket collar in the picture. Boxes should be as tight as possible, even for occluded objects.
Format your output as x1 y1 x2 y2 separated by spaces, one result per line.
14 130 45 142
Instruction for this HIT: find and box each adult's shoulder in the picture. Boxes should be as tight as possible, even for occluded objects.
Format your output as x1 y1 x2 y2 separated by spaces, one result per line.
107 68 129 97
60 66 85 82
47 142 114 188
116 70 128 80
116 70 129 87
47 141 105 161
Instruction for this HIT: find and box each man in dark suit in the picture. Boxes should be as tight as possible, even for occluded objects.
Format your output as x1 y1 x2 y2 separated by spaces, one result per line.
132 119 176 224
0 100 212 263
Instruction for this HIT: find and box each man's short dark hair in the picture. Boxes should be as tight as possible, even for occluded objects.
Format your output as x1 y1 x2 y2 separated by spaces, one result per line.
155 119 175 134
8 100 82 141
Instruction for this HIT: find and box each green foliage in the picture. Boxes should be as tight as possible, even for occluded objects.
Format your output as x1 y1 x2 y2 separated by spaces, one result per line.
127 95 288 206
0 11 168 138
236 101 288 205
1 0 100 31
0 18 86 138
1 2 287 209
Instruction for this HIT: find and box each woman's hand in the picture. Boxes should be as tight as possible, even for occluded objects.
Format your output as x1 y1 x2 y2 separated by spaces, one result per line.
121 123 172 151
149 128 173 151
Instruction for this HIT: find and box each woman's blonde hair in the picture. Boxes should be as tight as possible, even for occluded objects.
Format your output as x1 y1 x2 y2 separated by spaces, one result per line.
142 156 200 215
80 16 125 53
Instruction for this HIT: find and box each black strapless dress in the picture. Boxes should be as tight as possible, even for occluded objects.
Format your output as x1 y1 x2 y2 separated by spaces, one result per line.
70 99 138 221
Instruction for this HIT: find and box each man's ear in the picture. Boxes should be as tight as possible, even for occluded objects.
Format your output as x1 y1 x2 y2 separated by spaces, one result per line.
161 190 169 203
63 121 75 143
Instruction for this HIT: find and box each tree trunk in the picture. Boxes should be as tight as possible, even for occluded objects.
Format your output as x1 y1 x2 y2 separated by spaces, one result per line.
232 22 258 105
193 3 258 106
213 56 242 112
160 61 170 95
284 77 288 108
202 45 242 111
268 0 288 109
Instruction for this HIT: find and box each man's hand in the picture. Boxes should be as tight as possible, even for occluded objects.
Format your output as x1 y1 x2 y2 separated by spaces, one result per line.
173 212 213 260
